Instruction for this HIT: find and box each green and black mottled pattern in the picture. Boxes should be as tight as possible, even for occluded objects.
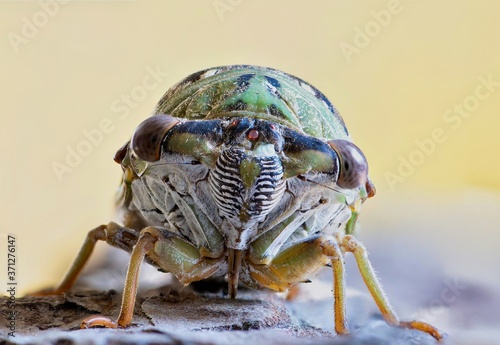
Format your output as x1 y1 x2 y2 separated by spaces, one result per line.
154 65 349 140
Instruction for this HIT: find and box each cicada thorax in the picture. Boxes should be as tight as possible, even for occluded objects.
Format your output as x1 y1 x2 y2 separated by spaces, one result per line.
154 65 350 141
208 146 286 248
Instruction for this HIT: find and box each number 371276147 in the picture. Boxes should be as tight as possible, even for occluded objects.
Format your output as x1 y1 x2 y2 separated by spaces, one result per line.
8 235 16 282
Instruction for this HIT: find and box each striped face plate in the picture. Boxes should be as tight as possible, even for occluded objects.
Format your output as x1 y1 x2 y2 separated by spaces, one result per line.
208 147 286 231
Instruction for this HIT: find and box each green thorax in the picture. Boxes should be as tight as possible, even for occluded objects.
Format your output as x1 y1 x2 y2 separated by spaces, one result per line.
154 65 349 140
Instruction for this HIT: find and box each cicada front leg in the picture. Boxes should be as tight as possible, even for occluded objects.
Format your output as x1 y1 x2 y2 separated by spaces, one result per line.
247 235 348 334
248 231 443 341
320 238 349 334
80 227 158 328
81 226 225 328
339 234 444 341
247 236 330 292
30 222 140 296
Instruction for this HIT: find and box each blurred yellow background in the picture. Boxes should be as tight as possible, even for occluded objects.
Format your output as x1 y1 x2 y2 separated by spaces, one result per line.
1 0 499 341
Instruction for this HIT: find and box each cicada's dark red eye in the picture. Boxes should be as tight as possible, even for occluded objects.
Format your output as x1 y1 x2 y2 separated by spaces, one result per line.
131 114 180 162
327 139 368 190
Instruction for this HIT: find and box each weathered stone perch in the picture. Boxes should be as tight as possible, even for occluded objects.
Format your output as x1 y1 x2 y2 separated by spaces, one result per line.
0 284 442 345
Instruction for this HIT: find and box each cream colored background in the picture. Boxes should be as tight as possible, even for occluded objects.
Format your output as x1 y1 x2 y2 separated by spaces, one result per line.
1 0 499 341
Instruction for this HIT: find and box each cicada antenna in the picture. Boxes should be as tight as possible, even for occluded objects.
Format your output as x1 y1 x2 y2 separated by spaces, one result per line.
297 175 347 196
152 160 201 166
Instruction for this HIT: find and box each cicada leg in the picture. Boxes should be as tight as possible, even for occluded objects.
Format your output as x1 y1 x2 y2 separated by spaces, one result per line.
81 227 157 328
249 235 443 341
247 236 348 334
82 227 225 328
341 235 444 341
321 239 348 335
247 237 329 292
29 222 140 296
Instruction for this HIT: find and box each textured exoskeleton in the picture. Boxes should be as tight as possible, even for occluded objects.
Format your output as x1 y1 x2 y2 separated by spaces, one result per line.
41 65 442 340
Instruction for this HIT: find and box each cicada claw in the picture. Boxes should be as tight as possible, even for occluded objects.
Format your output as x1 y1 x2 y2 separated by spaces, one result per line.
399 320 445 341
80 315 119 329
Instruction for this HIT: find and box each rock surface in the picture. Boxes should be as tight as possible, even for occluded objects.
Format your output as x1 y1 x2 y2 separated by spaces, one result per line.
0 285 442 345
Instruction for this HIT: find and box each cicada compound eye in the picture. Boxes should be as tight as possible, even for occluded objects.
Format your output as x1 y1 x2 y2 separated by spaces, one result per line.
327 139 368 190
131 114 180 162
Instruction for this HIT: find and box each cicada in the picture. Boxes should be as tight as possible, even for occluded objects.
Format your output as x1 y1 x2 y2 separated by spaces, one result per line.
43 65 442 340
